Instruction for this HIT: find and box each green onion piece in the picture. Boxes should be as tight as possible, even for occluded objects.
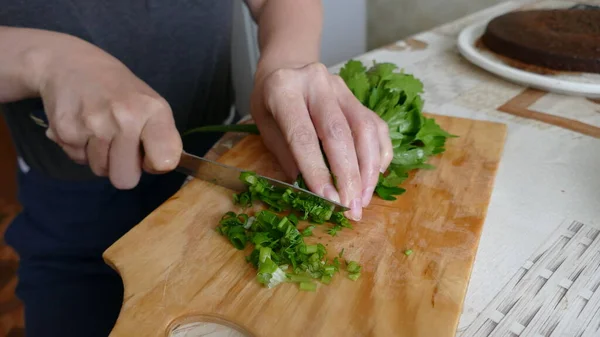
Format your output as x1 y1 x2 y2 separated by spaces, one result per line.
288 213 299 226
257 210 279 226
300 244 318 255
404 249 413 256
347 261 361 274
240 171 258 186
348 272 361 281
327 225 342 236
276 217 289 231
257 246 282 286
301 225 315 237
323 265 336 276
243 216 255 229
228 227 247 250
259 246 272 265
183 123 260 136
220 211 237 221
321 275 332 284
299 282 317 292
237 213 249 223
317 244 327 257
250 232 271 246
331 212 352 229
233 191 252 207
287 274 313 283
333 257 341 269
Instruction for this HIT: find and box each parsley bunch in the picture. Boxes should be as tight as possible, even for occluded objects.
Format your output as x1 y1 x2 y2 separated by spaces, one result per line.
339 60 456 200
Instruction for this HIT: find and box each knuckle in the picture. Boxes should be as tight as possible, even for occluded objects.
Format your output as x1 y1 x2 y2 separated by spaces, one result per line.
325 118 352 141
366 161 380 178
263 70 300 109
145 95 171 114
267 68 294 87
112 107 139 133
287 126 316 147
338 168 362 195
361 117 378 135
306 62 328 76
81 113 109 139
111 95 169 133
266 88 301 113
330 74 346 87
54 122 80 145
306 165 331 181
110 101 143 133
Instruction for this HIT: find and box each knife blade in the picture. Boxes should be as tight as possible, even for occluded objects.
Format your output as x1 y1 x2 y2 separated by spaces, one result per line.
176 151 350 212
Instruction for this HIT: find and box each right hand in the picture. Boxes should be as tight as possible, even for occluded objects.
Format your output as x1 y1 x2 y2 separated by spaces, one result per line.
31 32 182 189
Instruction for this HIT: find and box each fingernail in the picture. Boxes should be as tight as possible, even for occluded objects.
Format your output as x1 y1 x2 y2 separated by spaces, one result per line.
45 128 57 142
323 184 341 203
350 198 362 221
362 187 374 207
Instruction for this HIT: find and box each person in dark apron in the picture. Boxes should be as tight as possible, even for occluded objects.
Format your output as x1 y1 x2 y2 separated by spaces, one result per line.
0 1 391 336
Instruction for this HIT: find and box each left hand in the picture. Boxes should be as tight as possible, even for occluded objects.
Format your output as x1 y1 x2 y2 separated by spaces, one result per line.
250 62 393 221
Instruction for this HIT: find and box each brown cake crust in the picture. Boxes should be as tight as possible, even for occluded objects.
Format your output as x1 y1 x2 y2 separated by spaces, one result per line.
481 9 600 74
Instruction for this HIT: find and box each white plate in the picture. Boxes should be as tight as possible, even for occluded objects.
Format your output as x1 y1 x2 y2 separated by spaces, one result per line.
457 21 600 98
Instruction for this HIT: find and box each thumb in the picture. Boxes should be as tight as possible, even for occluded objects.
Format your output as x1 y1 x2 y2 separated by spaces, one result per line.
140 112 182 174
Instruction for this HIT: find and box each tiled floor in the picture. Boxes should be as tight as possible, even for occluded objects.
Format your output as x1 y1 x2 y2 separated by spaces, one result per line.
0 114 25 337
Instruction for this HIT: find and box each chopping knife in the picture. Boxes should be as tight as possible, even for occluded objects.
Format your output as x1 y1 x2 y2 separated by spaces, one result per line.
177 151 350 213
28 109 346 211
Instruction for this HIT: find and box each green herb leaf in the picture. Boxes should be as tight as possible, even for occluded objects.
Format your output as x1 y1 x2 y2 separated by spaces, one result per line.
301 225 316 237
339 60 370 104
348 272 361 281
327 225 342 237
299 281 317 292
338 59 456 202
183 123 260 136
347 261 362 274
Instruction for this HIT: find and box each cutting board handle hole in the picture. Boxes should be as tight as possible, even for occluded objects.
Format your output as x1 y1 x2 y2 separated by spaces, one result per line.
167 314 255 337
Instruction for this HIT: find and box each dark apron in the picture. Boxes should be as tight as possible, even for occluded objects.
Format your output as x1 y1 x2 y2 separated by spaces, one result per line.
4 125 224 336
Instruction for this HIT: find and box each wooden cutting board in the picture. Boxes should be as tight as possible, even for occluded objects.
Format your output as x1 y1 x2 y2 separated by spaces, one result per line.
103 114 507 337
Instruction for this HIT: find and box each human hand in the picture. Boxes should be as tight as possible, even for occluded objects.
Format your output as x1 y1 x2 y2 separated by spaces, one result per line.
250 62 393 220
30 32 182 189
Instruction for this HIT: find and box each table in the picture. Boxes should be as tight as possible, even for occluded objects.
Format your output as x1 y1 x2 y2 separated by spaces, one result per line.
197 1 600 335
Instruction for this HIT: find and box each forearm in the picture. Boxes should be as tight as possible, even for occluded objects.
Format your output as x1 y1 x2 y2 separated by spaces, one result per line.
0 26 104 104
0 26 51 103
250 0 323 80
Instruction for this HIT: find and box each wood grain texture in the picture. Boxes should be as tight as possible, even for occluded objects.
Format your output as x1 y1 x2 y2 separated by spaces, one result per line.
103 114 507 337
